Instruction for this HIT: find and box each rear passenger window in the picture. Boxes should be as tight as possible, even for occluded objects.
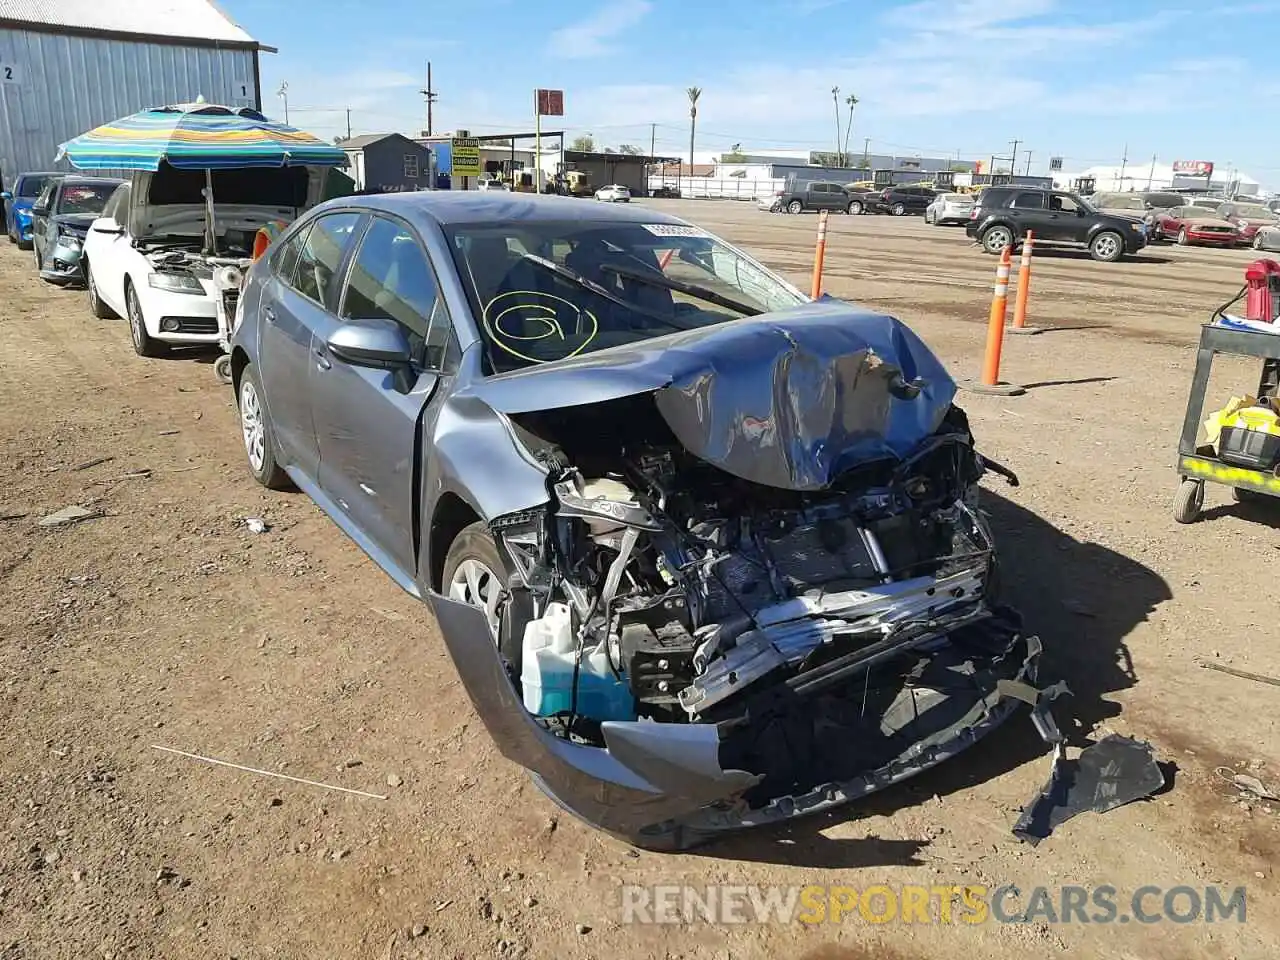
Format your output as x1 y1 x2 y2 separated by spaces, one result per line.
273 224 309 285
293 212 361 307
1013 192 1044 210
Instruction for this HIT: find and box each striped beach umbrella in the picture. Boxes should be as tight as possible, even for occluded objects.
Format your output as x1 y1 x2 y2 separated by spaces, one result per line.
56 99 347 171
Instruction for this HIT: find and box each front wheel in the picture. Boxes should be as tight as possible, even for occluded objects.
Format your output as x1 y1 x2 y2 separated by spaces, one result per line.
1177 229 1190 246
787 200 803 214
213 354 233 385
444 521 511 650
1090 230 1124 262
126 281 167 357
1254 233 1266 250
848 199 863 215
237 364 292 490
1173 479 1204 524
981 225 1013 255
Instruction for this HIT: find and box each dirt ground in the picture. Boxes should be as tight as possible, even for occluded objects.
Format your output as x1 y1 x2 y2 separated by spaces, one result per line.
2 200 1279 960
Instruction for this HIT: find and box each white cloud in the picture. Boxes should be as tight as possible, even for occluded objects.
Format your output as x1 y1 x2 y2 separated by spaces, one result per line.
547 0 652 59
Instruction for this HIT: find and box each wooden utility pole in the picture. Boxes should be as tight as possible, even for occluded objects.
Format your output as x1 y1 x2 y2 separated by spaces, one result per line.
420 62 438 137
345 108 351 140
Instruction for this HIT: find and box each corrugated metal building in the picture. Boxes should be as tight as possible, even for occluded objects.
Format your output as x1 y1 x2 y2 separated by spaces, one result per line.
0 0 265 185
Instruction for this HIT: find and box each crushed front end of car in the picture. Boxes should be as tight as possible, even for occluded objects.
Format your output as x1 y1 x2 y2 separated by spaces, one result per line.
428 302 1064 849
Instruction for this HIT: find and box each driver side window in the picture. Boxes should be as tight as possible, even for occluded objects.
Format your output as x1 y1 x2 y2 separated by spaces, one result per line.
1051 194 1080 213
340 216 454 369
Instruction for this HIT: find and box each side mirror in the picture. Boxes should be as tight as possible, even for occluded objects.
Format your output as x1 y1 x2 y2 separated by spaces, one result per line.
91 217 123 235
32 203 48 216
0 191 11 200
327 319 414 391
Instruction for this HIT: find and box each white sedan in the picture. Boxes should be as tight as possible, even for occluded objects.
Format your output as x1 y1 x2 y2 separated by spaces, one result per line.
82 168 318 358
594 184 632 202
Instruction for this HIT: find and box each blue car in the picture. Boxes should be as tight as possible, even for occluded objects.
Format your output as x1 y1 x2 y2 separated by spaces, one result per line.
2 171 64 249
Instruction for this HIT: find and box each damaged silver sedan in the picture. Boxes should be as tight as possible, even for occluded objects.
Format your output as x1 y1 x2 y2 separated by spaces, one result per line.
229 192 1056 849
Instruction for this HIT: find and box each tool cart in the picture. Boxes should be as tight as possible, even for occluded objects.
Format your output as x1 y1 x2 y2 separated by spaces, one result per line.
1174 324 1280 523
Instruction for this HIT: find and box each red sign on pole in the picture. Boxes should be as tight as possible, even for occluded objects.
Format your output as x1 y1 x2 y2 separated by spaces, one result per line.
535 89 564 117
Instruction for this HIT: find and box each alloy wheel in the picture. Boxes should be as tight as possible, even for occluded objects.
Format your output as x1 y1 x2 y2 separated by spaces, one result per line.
448 558 502 636
239 378 266 474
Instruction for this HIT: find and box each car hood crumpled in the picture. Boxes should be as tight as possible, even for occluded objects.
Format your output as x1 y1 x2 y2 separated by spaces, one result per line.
457 297 956 491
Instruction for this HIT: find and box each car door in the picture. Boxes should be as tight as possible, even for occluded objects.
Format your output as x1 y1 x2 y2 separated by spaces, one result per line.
308 213 455 584
84 183 130 313
914 188 936 212
257 211 364 482
1006 191 1053 239
821 184 843 211
31 179 55 258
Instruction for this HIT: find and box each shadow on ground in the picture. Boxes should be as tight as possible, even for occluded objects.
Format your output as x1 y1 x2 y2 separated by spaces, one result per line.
699 489 1172 868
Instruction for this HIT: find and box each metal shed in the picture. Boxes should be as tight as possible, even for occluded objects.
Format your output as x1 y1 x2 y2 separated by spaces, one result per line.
0 0 266 185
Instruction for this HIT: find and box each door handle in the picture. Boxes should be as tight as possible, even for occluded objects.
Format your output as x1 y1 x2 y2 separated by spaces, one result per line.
263 307 276 325
314 347 331 370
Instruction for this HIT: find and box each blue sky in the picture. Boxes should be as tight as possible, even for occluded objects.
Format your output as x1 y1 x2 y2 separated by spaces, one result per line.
228 0 1280 181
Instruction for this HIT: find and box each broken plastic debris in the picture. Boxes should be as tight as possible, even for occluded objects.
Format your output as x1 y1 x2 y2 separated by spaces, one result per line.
244 518 270 534
39 505 104 528
1013 734 1165 846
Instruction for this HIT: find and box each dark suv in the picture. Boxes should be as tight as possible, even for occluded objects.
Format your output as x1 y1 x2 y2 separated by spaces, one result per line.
773 180 857 214
868 185 936 216
965 187 1147 262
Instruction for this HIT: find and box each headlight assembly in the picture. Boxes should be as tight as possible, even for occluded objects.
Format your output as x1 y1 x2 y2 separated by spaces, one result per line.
148 272 205 295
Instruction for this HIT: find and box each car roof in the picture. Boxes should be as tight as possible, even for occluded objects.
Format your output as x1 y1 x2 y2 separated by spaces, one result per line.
321 191 688 227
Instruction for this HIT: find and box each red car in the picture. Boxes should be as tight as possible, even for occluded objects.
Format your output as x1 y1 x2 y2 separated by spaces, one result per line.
1216 202 1280 245
1152 205 1240 246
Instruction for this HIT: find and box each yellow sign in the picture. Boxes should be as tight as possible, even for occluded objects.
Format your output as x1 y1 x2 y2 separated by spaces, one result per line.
451 137 481 178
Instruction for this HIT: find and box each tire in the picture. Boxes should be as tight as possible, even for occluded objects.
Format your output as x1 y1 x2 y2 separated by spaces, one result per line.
1233 487 1271 505
1254 233 1265 250
981 225 1013 255
213 354 233 385
236 363 292 490
925 209 935 224
1173 479 1204 524
848 199 863 215
125 280 167 357
84 259 117 319
443 521 514 662
1177 229 1189 246
1090 230 1124 262
787 200 803 215
892 202 907 216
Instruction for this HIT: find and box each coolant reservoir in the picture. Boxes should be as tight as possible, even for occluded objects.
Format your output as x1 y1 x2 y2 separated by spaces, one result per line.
520 603 634 721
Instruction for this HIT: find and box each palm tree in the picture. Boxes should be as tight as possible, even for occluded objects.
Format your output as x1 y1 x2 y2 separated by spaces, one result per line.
687 86 701 178
843 94 859 167
831 86 841 166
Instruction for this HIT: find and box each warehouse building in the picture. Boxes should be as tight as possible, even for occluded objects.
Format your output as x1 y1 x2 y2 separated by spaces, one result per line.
0 0 267 186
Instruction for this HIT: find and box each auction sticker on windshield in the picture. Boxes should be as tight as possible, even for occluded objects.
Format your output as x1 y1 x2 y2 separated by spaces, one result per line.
643 223 710 238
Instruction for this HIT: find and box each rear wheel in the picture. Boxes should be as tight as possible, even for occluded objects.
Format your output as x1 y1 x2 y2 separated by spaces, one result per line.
237 364 292 490
892 202 907 216
848 199 863 215
1090 230 1124 262
981 225 1013 255
84 259 117 319
787 200 803 214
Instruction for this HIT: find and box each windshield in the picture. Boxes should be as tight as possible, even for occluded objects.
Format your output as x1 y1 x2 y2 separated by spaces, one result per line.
1094 194 1146 210
444 218 806 373
1234 203 1275 220
18 175 53 198
57 183 117 216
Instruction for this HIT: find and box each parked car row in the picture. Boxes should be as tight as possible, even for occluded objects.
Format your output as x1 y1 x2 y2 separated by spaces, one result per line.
759 180 940 217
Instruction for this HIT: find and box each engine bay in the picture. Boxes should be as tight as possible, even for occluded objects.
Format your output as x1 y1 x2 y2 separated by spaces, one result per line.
489 393 1018 804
